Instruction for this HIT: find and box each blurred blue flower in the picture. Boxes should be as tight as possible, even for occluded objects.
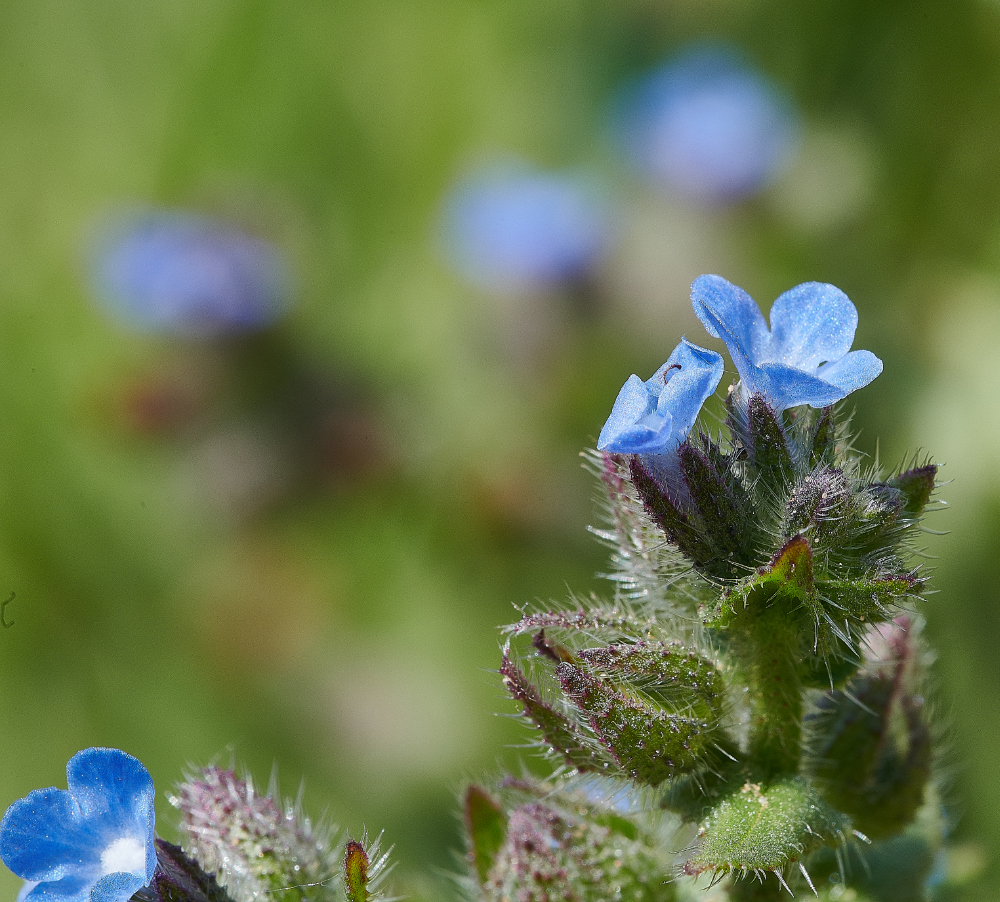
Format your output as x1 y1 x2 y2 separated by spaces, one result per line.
598 338 723 453
0 748 156 902
691 274 883 410
92 210 289 336
613 46 799 204
441 162 612 293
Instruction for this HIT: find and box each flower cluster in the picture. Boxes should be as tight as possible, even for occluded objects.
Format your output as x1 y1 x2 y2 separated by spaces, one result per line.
0 274 956 902
598 274 882 455
488 273 946 900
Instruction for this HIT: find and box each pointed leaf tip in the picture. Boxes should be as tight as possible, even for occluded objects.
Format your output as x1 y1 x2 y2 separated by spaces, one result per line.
767 534 815 593
888 464 937 516
344 840 370 902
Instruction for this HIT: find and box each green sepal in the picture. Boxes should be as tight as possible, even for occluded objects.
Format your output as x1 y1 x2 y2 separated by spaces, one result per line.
132 840 237 902
628 456 715 564
557 657 721 785
888 464 937 517
677 441 747 567
575 641 725 717
500 646 602 772
463 785 508 887
810 406 836 467
681 777 850 877
746 394 793 480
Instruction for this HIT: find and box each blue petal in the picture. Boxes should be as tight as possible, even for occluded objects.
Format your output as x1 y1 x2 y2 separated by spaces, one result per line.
0 788 96 882
66 750 153 827
816 349 883 395
690 275 769 373
598 374 674 453
653 339 724 440
66 750 155 882
599 340 722 454
21 875 93 902
754 362 849 410
598 375 661 452
766 281 858 370
600 412 674 454
90 872 147 902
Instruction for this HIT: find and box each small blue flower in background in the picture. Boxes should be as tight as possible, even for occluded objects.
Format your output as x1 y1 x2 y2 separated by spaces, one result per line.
91 210 289 336
440 162 612 293
612 45 799 204
0 748 156 902
598 338 723 454
691 274 883 410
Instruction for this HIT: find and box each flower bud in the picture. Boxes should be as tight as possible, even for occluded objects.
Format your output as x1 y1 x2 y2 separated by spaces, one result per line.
471 783 677 902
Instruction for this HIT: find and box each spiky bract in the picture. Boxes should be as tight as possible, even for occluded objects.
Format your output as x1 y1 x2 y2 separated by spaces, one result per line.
170 766 343 902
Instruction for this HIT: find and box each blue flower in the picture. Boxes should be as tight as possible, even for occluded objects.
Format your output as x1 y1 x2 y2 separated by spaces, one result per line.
91 210 289 336
598 339 724 453
690 274 883 410
612 45 799 204
0 748 156 902
440 161 612 293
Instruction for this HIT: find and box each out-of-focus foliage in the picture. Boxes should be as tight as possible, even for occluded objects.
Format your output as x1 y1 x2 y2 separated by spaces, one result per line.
0 1 997 899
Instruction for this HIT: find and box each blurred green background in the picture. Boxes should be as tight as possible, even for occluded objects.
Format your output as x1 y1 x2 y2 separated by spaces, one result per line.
0 0 999 898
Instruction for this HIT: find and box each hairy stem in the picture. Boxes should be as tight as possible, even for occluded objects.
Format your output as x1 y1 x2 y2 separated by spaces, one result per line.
734 601 804 778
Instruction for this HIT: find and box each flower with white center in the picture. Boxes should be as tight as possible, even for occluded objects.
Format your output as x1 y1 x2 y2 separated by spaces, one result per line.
0 748 156 902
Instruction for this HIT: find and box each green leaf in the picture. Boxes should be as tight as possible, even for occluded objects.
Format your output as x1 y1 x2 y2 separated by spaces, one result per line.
557 659 722 785
463 785 508 887
811 623 931 839
682 778 849 877
709 534 817 629
500 646 604 772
